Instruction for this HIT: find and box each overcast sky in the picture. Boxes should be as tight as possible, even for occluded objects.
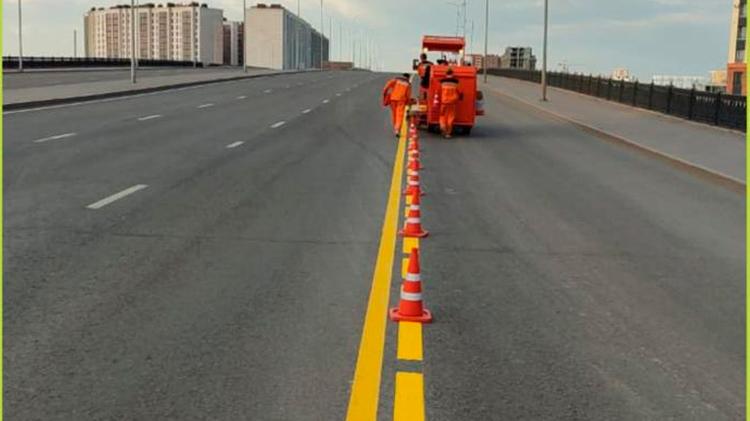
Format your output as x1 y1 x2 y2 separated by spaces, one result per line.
2 0 734 79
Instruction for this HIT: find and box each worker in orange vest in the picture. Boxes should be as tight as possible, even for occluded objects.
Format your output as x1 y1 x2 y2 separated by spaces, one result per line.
439 68 460 138
382 73 412 137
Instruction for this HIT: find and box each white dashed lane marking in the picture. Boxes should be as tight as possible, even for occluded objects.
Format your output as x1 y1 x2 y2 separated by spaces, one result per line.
33 132 77 143
86 184 149 210
137 114 162 121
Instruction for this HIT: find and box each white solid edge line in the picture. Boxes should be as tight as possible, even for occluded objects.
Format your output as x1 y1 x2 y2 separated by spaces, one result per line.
226 141 244 149
86 184 148 210
197 103 215 108
137 114 162 121
270 121 286 129
33 132 77 143
302 108 311 114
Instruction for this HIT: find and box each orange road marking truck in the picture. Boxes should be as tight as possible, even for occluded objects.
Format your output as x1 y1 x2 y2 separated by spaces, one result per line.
412 35 484 135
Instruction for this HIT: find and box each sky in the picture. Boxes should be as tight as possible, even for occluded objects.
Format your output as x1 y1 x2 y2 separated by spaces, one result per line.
1 0 734 80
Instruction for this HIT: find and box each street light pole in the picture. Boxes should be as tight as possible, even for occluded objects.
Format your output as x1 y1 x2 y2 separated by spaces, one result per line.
483 0 488 83
320 0 324 70
193 3 197 68
18 0 23 72
243 0 248 72
131 0 136 83
74 29 78 59
541 0 549 101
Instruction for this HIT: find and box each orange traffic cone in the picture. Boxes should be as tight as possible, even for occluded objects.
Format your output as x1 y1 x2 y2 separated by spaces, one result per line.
399 191 428 238
408 136 420 152
403 169 424 196
407 155 423 171
390 248 432 323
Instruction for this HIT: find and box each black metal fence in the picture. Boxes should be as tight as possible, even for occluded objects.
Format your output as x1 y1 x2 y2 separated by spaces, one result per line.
488 68 746 131
3 56 198 69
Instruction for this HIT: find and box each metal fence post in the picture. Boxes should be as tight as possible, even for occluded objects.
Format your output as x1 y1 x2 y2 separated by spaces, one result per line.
666 84 673 114
579 73 584 92
648 81 654 109
632 81 638 106
618 80 625 102
596 76 601 97
713 91 722 126
606 78 612 100
687 87 696 120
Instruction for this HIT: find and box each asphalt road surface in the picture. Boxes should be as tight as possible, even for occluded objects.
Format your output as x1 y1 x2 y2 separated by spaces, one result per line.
4 71 743 420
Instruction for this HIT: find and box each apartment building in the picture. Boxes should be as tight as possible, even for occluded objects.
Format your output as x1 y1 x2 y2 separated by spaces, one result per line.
467 53 500 69
245 3 329 70
499 47 536 70
727 0 747 95
84 3 224 65
223 20 244 66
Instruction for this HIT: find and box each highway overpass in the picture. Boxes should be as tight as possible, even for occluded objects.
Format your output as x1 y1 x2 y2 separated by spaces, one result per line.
3 69 744 420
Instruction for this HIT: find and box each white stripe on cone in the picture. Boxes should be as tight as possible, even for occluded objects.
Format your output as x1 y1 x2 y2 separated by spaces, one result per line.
400 290 422 301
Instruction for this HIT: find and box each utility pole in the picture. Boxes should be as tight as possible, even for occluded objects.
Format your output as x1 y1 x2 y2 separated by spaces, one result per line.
130 0 136 83
243 0 248 72
483 0 488 83
74 29 78 58
339 21 342 61
329 15 332 62
192 3 197 68
18 0 23 72
541 0 549 101
320 0 324 69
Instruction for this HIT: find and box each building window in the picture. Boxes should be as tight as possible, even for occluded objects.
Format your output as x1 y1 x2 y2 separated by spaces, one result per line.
736 49 746 62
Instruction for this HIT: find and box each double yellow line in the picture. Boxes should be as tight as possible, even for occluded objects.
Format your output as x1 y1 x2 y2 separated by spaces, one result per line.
345 112 426 421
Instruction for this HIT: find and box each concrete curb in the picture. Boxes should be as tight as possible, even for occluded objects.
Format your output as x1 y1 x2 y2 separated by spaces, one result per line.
488 88 745 194
3 69 316 111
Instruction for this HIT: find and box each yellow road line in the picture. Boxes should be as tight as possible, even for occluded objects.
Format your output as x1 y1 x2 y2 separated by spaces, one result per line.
397 322 423 361
345 119 408 421
393 372 425 421
403 237 419 255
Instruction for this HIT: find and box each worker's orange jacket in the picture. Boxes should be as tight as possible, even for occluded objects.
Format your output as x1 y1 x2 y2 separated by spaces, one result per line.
382 77 411 106
440 77 460 104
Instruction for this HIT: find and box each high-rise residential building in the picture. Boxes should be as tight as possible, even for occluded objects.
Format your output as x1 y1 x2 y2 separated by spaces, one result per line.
499 47 536 70
727 0 747 95
611 68 633 82
84 3 224 65
245 3 329 70
223 20 244 66
467 53 500 69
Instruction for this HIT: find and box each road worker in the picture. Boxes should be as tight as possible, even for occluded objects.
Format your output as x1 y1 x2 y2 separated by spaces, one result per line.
416 53 433 100
382 73 412 137
439 67 460 138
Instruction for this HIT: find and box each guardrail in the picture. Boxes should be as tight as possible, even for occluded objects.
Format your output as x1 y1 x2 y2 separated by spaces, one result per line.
488 69 746 131
3 56 198 69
